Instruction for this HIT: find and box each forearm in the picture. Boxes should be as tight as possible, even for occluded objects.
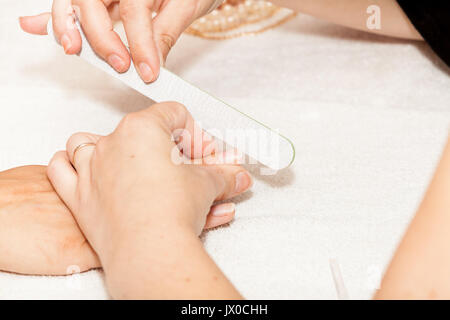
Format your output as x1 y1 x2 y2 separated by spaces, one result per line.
103 225 242 300
375 136 450 299
271 0 422 40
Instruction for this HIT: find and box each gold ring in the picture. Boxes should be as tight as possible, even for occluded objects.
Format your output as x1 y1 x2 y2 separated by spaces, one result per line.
72 142 96 161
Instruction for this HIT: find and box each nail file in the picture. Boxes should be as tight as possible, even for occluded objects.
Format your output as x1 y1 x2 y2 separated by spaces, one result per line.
47 20 295 170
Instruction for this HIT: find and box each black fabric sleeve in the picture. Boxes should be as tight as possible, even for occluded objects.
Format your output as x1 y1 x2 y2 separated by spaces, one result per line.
397 0 450 67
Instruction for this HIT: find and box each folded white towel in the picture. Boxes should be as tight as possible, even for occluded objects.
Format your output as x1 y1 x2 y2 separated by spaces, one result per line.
0 0 449 299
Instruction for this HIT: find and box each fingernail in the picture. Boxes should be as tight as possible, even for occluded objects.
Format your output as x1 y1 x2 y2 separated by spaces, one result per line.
211 203 235 217
61 34 72 53
138 62 154 83
235 171 252 194
108 54 126 72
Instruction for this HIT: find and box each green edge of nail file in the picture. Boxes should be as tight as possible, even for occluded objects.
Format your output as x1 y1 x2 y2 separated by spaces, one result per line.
47 19 295 170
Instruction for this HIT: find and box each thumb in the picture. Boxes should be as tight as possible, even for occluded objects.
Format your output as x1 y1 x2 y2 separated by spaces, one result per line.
152 3 199 64
19 12 51 35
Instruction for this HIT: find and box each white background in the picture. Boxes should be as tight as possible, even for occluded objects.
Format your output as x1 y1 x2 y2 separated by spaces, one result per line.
0 0 449 299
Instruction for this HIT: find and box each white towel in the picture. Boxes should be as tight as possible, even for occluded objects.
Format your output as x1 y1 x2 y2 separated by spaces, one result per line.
1 0 449 299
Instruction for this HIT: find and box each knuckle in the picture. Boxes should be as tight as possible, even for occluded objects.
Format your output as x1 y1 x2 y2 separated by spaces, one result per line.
166 101 187 111
161 101 188 119
118 112 146 133
90 37 108 52
119 0 139 19
47 152 66 179
93 136 107 156
118 112 137 129
158 33 177 51
196 168 218 192
151 101 186 127
67 132 86 148
47 157 59 176
66 132 100 159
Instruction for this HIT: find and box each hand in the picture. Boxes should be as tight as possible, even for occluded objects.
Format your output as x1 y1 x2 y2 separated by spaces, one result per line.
0 165 100 275
47 102 252 298
19 0 219 83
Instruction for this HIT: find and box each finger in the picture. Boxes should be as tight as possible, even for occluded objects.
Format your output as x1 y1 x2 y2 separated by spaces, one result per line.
153 1 197 64
120 0 160 82
19 13 51 35
107 2 121 22
176 123 219 159
73 0 130 73
66 132 101 179
47 151 78 211
52 0 82 54
133 102 216 158
203 165 253 201
204 203 236 229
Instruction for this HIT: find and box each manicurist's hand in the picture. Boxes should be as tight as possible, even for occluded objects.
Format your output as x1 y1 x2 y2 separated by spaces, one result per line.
19 0 219 83
47 102 252 299
0 165 100 275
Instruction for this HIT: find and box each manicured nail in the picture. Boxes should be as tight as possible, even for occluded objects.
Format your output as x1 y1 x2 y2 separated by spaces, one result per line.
211 203 235 217
138 62 154 83
108 54 126 72
61 34 72 53
235 171 252 194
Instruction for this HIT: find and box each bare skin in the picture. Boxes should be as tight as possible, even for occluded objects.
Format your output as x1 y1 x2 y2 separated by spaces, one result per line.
272 0 422 40
47 102 251 299
19 0 216 83
0 164 242 276
15 0 447 299
0 165 99 275
19 0 423 84
375 136 450 299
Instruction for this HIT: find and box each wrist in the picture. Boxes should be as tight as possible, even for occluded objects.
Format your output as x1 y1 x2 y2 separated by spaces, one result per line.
101 219 195 269
101 224 201 299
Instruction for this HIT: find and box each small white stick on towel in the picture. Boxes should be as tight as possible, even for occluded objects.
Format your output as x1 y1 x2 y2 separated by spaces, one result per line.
329 258 350 300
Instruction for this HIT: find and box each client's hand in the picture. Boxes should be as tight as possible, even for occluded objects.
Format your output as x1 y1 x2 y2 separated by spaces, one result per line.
20 0 220 83
0 165 100 275
47 102 252 299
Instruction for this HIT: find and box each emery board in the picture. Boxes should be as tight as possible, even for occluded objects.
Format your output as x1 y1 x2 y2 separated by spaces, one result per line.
47 20 295 170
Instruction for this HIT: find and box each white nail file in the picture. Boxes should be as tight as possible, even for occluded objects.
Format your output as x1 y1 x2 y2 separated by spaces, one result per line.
47 20 295 170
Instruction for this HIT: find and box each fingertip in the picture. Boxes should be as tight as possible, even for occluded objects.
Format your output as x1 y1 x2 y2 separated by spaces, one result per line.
18 16 26 30
19 13 51 35
62 30 82 55
156 35 172 67
212 203 236 217
137 61 158 83
47 151 71 181
48 150 65 169
119 2 160 82
206 165 253 201
47 150 77 210
235 170 253 195
204 203 236 229
107 52 131 73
